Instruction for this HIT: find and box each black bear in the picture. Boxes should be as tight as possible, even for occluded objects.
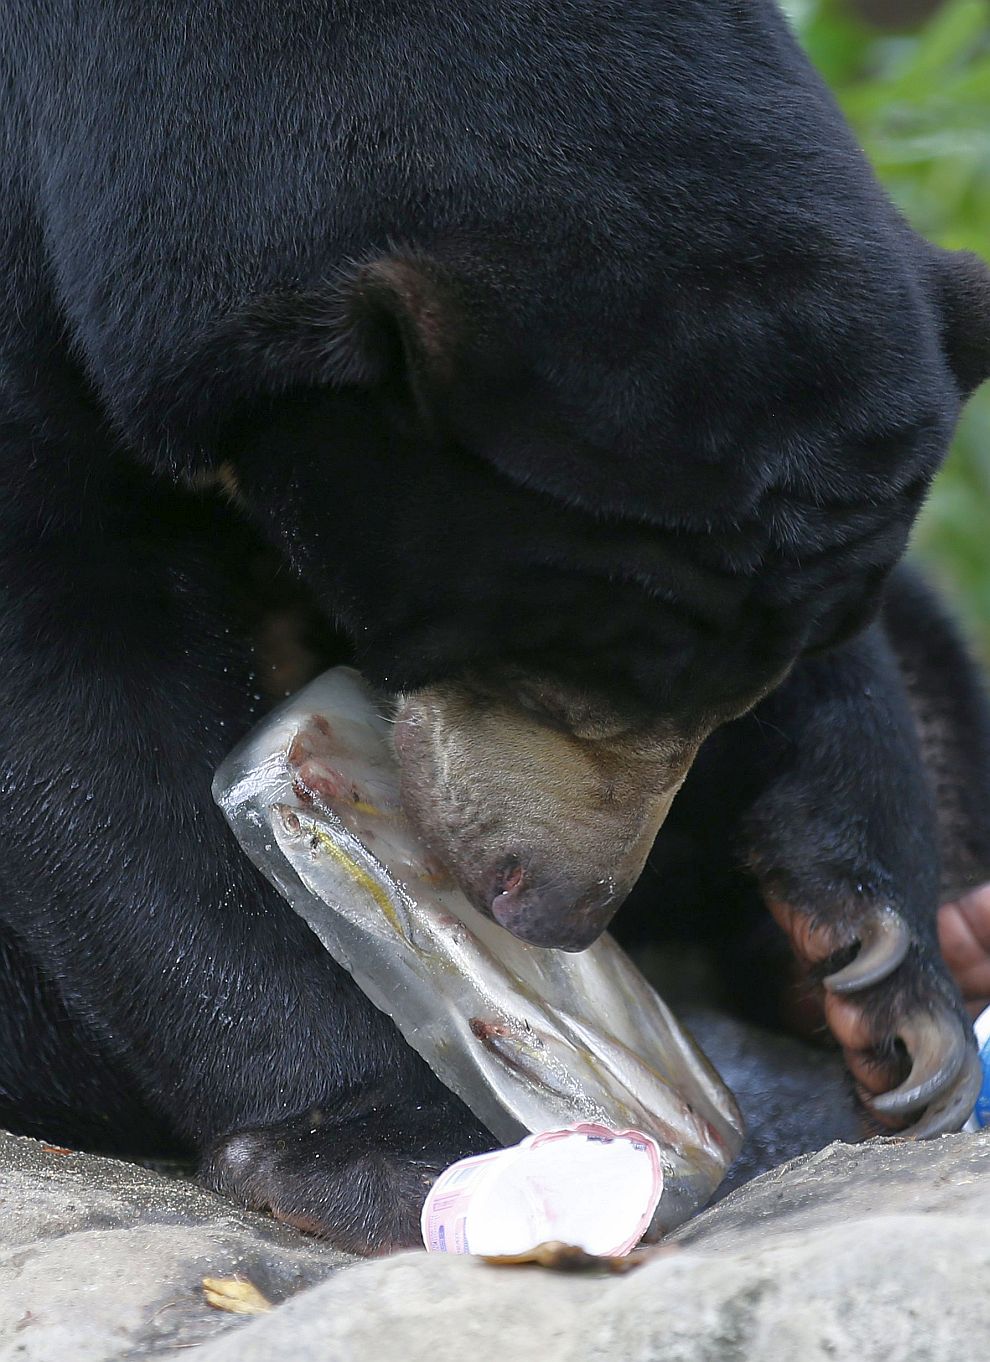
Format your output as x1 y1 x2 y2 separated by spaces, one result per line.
2 2 990 1253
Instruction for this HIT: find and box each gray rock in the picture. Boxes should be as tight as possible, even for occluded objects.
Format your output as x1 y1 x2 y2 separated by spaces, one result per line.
183 1133 990 1362
5 1126 990 1362
0 1131 348 1361
675 1127 990 1252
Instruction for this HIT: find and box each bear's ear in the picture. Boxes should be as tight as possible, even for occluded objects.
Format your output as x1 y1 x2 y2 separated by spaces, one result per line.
932 248 990 397
135 254 464 469
344 256 461 376
334 255 466 423
212 254 462 401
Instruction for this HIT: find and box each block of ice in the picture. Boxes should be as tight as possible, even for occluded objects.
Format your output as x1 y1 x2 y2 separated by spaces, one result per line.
213 668 743 1231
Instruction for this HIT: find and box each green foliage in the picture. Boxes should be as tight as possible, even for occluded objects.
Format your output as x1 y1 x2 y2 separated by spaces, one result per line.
781 0 990 655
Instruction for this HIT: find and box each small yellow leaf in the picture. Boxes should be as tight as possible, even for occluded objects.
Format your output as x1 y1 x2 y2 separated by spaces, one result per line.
202 1277 273 1316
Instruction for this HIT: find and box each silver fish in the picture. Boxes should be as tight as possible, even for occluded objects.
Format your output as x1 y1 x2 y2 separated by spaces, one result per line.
214 667 743 1231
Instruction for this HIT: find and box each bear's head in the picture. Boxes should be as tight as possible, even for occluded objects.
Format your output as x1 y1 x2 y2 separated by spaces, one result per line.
146 237 990 951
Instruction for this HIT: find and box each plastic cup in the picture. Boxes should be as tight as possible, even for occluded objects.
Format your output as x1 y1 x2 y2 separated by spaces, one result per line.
421 1124 663 1257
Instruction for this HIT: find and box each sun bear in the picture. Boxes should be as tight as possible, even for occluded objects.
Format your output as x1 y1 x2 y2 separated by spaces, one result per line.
1 1 989 1252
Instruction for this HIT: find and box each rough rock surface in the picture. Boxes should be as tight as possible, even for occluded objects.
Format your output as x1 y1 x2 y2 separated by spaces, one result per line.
0 1131 348 1360
3 1126 990 1362
182 1133 990 1362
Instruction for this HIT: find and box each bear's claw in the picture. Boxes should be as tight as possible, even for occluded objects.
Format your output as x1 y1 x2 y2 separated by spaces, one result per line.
898 1048 983 1138
770 896 980 1136
823 906 911 995
869 1004 976 1122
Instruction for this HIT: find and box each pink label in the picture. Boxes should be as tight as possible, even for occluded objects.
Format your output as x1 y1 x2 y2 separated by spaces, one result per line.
421 1149 506 1253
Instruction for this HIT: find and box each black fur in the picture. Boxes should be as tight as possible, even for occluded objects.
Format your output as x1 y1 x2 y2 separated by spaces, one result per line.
2 3 990 1249
621 567 990 1042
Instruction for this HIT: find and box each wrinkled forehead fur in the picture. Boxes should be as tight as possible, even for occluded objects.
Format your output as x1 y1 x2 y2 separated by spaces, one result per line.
128 3 990 719
154 244 990 725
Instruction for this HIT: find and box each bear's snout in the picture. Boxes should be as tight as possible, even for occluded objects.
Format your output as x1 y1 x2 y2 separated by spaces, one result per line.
395 676 703 953
487 864 620 952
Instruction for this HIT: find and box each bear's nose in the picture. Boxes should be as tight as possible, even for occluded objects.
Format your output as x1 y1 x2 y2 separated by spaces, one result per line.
486 862 620 952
